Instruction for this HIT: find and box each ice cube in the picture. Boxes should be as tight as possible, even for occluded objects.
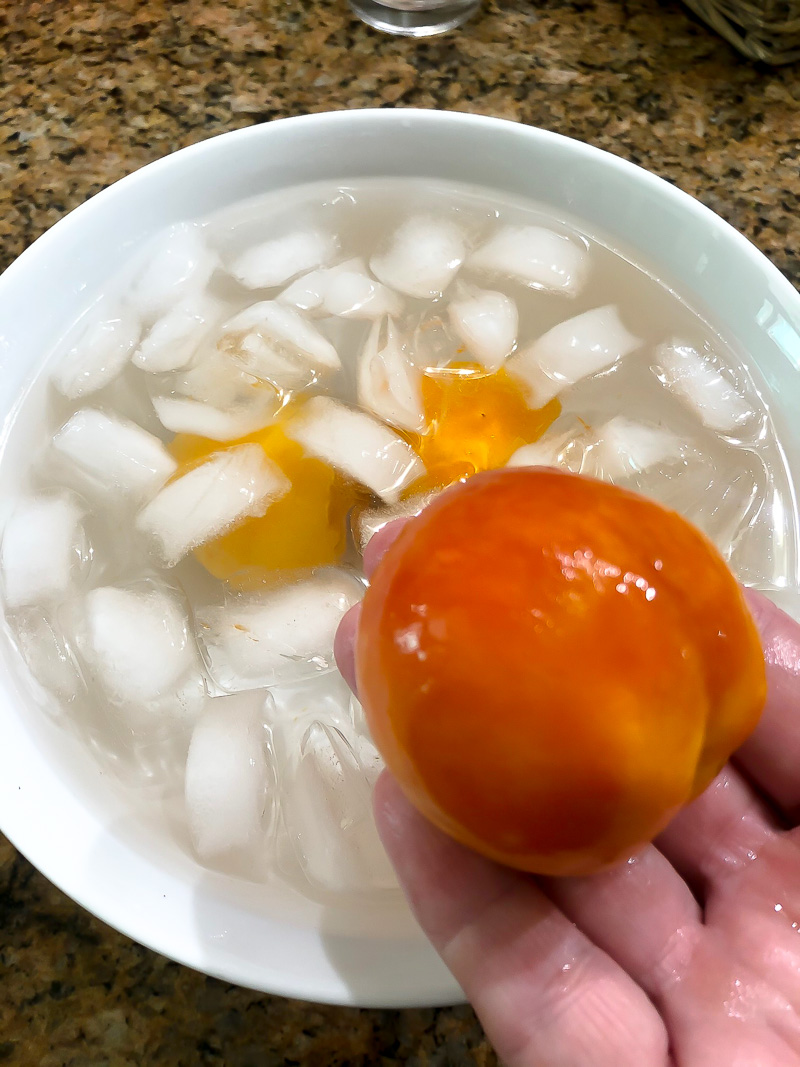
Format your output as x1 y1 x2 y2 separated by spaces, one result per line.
52 408 177 499
133 294 221 373
411 313 463 372
703 456 783 587
184 691 273 862
681 456 768 558
323 265 402 320
8 607 85 701
268 671 355 734
508 415 684 484
151 394 280 442
1 493 87 609
150 341 283 440
468 225 588 296
653 341 754 433
129 222 218 321
77 579 205 716
281 259 402 331
136 443 290 567
507 305 642 405
229 230 338 290
507 417 590 474
284 396 424 504
277 266 331 312
353 488 439 552
370 216 466 299
357 317 425 434
52 307 140 400
277 718 396 895
592 417 685 481
447 285 518 371
196 569 364 692
219 300 340 391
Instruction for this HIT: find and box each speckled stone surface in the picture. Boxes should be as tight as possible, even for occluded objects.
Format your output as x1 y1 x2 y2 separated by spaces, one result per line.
1 0 799 1063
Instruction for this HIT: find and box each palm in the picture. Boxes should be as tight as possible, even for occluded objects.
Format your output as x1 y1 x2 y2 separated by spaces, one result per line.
336 531 800 1067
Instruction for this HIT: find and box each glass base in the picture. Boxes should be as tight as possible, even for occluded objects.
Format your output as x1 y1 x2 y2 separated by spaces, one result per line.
348 0 480 36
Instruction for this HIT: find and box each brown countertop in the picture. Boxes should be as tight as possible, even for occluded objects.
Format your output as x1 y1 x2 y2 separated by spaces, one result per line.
1 0 799 1063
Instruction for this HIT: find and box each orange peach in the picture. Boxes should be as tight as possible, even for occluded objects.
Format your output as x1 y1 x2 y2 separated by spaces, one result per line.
357 468 766 876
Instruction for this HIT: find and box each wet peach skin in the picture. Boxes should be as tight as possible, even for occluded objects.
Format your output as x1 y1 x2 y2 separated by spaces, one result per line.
357 468 767 877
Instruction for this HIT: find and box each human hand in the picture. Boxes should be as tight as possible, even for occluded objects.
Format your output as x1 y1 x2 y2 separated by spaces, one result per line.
335 523 800 1067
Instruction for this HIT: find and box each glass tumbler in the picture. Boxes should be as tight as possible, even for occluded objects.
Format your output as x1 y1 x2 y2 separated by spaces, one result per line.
348 0 480 36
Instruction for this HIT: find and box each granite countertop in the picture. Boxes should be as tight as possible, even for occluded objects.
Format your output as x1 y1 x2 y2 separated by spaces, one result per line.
1 0 799 1063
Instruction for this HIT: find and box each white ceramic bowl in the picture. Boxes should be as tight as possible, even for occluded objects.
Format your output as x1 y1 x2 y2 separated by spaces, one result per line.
1 110 799 1009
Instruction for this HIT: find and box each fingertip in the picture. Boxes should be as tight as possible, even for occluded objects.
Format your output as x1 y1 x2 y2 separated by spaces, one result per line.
743 587 800 667
333 602 361 696
362 517 411 579
743 587 781 636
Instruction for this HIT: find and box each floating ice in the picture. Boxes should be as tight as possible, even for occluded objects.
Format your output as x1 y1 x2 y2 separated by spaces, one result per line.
53 408 177 499
277 718 395 895
508 433 578 472
269 671 355 734
285 396 424 504
220 300 339 391
508 305 642 405
151 394 279 442
280 257 399 318
447 285 518 371
508 415 684 484
357 317 425 433
354 488 439 552
653 341 754 433
592 417 685 481
224 302 340 369
468 225 588 296
129 222 218 322
507 416 590 474
370 216 466 299
411 313 463 372
1 494 87 609
277 266 331 312
196 569 364 692
165 344 261 409
652 453 769 562
185 691 273 862
136 444 290 567
323 262 402 320
52 307 140 400
133 294 221 374
230 230 338 290
9 607 85 702
78 579 205 717
150 340 283 441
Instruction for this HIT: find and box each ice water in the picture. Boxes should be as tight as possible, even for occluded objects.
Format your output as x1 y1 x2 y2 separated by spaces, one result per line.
1 177 797 902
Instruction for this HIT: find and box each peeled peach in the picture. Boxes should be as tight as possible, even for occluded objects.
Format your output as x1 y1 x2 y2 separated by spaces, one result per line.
356 468 766 876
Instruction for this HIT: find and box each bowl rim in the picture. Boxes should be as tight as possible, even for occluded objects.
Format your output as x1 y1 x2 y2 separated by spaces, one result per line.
1 107 799 1009
4 108 799 313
